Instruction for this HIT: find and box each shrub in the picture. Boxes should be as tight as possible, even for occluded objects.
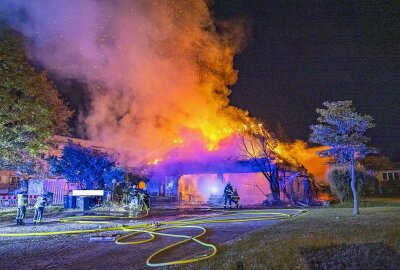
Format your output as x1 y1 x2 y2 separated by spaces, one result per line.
327 166 365 202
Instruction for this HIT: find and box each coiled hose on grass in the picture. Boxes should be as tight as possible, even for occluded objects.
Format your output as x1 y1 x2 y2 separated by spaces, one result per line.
0 209 304 267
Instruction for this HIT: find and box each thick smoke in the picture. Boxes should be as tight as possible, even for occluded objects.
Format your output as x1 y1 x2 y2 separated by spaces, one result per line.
0 0 249 164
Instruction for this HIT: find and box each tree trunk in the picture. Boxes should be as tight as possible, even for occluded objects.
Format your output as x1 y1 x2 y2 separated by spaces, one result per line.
269 180 280 203
272 166 281 203
350 152 359 215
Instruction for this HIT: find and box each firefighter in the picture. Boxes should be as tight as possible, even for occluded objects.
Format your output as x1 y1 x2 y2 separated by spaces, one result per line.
231 188 241 209
223 182 234 209
128 186 139 217
16 190 28 226
33 193 48 225
140 188 150 212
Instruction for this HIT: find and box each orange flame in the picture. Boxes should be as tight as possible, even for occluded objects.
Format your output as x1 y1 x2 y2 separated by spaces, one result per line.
278 140 329 183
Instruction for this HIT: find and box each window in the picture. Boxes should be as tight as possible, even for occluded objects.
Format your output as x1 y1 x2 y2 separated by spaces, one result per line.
388 173 394 181
10 177 20 184
382 173 388 180
394 173 399 181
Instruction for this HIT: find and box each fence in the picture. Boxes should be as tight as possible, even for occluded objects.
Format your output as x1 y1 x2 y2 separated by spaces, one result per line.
0 178 76 206
0 195 39 207
43 178 68 205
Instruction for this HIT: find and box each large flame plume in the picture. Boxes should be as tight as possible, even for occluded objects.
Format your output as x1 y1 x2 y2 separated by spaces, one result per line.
1 0 328 182
1 0 250 163
277 141 329 183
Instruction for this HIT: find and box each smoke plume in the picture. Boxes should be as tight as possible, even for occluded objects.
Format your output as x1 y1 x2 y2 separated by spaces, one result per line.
0 0 249 164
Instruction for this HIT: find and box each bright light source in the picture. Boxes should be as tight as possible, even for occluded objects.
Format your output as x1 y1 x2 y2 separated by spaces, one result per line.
211 186 218 194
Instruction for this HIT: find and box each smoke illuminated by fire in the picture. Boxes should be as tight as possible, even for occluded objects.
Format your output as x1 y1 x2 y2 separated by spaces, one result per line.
278 140 329 183
1 0 250 163
1 0 328 182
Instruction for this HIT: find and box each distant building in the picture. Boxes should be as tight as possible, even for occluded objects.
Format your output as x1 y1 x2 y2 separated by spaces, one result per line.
47 135 117 159
376 169 400 195
376 170 400 182
0 170 19 194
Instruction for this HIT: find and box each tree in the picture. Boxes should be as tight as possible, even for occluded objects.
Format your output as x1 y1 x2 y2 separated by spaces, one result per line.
362 155 394 171
49 141 126 190
237 124 281 203
0 28 72 173
327 165 365 203
309 101 377 215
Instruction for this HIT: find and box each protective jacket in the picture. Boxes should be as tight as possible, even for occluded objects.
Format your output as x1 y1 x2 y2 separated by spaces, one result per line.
231 191 240 201
17 193 28 207
140 190 150 209
35 196 47 208
16 193 28 224
223 184 233 198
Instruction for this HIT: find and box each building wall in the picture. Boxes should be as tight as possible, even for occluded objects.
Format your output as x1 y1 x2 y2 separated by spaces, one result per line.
175 173 272 205
376 170 400 182
0 170 19 194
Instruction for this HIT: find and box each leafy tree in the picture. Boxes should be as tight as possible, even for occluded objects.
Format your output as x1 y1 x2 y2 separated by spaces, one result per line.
0 28 72 173
327 165 365 202
309 101 377 215
103 166 127 187
362 155 394 171
49 141 126 189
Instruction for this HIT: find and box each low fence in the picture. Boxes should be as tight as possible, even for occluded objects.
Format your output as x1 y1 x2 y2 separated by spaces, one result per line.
0 195 39 207
43 178 69 205
0 178 77 207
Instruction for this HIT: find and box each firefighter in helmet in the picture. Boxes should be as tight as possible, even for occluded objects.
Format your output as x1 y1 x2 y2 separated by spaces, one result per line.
33 193 48 225
140 187 150 213
231 188 242 209
129 185 139 217
16 190 28 226
223 182 234 209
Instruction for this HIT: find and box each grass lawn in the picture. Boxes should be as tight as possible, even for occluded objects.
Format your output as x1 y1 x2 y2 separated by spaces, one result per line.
179 205 400 270
0 206 65 220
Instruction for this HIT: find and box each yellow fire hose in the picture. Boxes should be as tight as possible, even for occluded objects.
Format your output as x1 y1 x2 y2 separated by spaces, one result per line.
0 208 305 267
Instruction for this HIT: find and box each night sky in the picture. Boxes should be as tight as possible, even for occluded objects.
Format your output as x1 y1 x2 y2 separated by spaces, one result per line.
213 1 400 161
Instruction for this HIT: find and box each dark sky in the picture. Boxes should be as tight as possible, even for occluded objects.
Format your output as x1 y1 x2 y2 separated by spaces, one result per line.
213 1 400 160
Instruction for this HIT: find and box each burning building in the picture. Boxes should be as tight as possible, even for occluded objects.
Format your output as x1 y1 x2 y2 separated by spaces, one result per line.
142 130 320 206
1 0 329 207
146 159 291 206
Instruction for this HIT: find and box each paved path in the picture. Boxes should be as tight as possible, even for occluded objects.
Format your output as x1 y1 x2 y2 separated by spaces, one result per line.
0 209 302 270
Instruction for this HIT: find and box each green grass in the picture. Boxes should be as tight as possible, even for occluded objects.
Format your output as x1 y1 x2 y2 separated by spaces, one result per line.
0 206 66 220
179 206 400 270
329 197 400 208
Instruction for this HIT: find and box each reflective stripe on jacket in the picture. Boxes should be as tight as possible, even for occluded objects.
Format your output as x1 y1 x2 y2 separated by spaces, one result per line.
17 194 28 207
231 191 239 200
34 196 47 208
224 185 233 196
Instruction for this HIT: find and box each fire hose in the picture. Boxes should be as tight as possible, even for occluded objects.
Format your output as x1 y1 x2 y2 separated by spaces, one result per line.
0 209 305 267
